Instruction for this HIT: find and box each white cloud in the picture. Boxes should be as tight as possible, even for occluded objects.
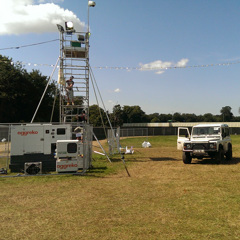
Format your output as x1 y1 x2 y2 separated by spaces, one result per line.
176 58 189 67
0 0 86 35
139 58 189 74
37 0 64 3
114 88 121 93
156 70 165 75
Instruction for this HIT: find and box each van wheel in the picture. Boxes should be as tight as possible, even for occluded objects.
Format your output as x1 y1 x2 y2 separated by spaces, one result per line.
225 145 232 161
183 152 192 164
215 149 224 164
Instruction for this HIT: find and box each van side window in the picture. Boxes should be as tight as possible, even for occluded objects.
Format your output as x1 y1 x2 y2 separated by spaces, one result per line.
57 128 66 135
225 128 230 136
222 128 225 137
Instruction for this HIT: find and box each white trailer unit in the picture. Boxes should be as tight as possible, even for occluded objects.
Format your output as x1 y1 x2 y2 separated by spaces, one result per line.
56 140 91 173
10 124 72 172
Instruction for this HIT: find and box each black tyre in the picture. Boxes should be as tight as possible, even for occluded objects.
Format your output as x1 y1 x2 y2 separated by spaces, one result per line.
225 145 232 161
215 148 224 164
183 152 192 164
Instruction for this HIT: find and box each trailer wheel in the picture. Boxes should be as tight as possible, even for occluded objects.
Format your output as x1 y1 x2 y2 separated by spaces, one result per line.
183 152 192 164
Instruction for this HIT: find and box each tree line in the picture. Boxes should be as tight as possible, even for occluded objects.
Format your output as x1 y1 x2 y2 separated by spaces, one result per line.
91 104 238 127
0 55 238 125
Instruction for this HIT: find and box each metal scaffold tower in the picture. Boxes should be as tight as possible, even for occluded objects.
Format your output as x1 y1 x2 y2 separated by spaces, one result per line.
58 26 90 124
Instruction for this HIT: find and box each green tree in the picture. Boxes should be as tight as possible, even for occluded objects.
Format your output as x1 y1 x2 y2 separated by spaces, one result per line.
233 116 240 122
122 105 147 123
89 104 108 127
182 113 198 122
111 104 124 127
203 113 214 122
173 112 184 122
0 55 57 122
220 106 233 122
148 113 160 123
158 114 173 122
26 70 58 122
0 56 27 122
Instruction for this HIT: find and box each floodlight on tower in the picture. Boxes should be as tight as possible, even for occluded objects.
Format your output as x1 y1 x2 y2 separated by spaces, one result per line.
88 1 96 7
65 21 75 33
57 24 64 32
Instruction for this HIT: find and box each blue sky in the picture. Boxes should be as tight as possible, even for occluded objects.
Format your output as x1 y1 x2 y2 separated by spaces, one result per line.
1 0 240 116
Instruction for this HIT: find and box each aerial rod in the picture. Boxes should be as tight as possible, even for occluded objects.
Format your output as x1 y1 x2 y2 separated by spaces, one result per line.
31 57 60 123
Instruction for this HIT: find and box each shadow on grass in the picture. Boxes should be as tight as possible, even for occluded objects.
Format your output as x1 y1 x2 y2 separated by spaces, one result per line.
150 157 178 162
85 166 109 178
193 157 240 165
110 157 149 163
87 166 107 172
228 157 240 165
110 156 179 162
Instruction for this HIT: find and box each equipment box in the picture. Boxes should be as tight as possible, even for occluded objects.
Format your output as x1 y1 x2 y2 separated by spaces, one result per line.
71 41 81 47
56 140 84 170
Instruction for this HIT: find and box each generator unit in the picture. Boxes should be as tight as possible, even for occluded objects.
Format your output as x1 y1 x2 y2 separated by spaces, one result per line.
10 124 72 172
56 140 85 173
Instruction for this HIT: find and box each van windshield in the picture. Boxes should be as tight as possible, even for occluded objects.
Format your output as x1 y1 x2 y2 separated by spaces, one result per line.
192 127 220 136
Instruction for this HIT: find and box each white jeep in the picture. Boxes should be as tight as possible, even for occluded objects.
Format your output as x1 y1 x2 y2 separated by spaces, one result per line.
177 124 232 164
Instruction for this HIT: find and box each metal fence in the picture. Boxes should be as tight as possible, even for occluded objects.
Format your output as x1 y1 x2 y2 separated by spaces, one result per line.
94 127 176 139
120 127 240 137
0 125 10 170
120 128 149 137
0 125 10 141
107 127 120 155
119 127 178 137
83 126 240 140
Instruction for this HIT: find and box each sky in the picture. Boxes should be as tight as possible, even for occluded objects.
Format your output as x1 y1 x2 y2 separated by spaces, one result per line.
1 0 240 116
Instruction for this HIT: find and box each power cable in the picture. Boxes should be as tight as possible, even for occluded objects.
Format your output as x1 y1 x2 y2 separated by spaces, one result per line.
0 39 59 51
0 39 239 70
92 60 240 71
1 59 240 71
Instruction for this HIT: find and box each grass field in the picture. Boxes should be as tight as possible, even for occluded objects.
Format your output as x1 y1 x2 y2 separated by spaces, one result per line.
0 136 240 240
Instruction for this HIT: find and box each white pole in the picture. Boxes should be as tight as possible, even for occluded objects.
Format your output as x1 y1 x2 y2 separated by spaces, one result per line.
88 0 90 33
31 57 60 123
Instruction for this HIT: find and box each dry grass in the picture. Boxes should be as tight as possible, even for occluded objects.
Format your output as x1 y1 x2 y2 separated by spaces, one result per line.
0 136 240 239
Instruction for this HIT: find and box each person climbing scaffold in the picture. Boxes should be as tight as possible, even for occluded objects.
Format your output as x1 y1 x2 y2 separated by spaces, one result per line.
66 76 74 105
76 110 87 123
